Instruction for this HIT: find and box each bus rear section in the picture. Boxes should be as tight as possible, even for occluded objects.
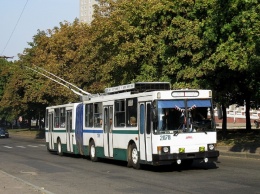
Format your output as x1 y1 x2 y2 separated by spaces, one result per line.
45 103 80 155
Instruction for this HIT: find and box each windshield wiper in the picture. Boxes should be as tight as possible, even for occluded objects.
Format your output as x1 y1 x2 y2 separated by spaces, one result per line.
174 130 179 136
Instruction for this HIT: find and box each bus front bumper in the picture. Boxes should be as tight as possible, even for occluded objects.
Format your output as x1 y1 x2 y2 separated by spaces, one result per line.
152 150 219 165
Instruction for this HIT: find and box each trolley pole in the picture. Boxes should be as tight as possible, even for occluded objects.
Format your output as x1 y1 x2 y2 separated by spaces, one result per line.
0 56 14 59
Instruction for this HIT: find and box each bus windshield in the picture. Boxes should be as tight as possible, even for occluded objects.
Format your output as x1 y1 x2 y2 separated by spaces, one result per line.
156 99 215 133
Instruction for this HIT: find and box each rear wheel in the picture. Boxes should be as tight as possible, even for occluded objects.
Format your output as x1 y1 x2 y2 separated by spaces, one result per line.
57 139 63 156
89 140 98 162
130 144 140 169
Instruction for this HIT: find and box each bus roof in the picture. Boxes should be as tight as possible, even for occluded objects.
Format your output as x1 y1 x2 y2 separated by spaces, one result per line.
104 82 171 94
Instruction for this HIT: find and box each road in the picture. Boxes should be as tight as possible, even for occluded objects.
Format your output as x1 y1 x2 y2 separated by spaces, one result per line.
0 136 260 194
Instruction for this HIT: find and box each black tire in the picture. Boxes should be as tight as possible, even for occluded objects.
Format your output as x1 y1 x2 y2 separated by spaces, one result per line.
89 140 98 162
130 144 140 169
127 145 133 168
57 139 63 156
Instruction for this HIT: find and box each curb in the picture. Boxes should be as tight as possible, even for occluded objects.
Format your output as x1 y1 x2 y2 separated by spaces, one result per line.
217 146 260 160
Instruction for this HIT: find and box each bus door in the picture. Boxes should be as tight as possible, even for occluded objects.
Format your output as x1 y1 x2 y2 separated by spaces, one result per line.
66 110 73 152
103 106 113 157
48 113 54 150
139 102 152 162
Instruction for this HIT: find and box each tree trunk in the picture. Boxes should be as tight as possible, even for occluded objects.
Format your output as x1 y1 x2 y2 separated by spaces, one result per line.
245 96 252 132
28 118 32 130
222 103 227 138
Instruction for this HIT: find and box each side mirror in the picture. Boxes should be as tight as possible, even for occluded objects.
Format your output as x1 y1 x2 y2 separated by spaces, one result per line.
217 103 223 119
151 107 158 122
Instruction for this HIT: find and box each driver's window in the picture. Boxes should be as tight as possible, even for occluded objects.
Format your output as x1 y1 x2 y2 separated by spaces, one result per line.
159 108 183 131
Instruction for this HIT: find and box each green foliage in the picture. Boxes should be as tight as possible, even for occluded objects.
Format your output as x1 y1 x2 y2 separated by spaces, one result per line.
0 59 11 99
0 0 259 125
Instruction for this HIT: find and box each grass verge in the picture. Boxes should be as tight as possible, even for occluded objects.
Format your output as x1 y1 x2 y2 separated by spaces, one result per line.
8 128 44 139
217 129 260 147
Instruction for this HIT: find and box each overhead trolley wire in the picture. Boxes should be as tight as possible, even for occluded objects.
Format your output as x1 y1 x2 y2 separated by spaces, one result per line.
1 0 29 55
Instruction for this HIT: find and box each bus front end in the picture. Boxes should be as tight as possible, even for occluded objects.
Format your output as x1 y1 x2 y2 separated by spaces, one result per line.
151 90 219 166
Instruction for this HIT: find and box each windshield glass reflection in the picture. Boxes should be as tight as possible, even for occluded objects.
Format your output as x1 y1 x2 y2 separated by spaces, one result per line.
155 99 214 133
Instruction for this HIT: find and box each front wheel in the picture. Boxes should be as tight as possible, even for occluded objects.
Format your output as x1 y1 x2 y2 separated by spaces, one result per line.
89 140 98 162
57 139 63 156
130 144 140 169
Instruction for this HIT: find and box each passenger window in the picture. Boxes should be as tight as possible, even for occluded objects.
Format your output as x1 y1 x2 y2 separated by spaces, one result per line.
54 108 60 128
60 108 66 128
115 100 125 127
126 98 137 127
94 103 102 128
85 104 93 127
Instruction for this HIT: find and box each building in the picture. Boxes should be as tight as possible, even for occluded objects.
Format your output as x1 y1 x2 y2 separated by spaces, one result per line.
80 0 100 24
214 104 260 126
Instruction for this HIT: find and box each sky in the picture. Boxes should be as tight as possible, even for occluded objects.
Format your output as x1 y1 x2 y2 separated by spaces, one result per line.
0 0 79 61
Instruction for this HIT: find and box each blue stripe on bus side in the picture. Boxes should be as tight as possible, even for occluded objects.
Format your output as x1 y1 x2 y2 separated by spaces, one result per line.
46 129 139 134
83 129 103 133
45 130 67 133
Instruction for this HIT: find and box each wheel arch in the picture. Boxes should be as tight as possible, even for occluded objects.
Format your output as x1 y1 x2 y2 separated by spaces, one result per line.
57 136 61 143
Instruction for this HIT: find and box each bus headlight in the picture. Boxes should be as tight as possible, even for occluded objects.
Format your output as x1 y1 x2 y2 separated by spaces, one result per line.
157 146 170 154
163 146 169 153
208 144 215 151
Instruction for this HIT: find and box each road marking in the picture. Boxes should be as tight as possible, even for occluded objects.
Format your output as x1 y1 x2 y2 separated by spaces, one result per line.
3 146 12 149
3 145 45 149
27 145 38 148
16 146 26 148
20 171 38 175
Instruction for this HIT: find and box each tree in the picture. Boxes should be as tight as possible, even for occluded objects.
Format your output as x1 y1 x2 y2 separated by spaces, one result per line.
0 59 14 124
198 0 260 133
90 0 214 88
19 20 95 103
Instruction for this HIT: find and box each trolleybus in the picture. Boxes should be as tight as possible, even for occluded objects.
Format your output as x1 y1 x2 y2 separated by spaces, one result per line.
45 82 219 169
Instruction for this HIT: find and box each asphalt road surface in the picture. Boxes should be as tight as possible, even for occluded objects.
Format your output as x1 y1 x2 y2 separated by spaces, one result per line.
0 136 260 194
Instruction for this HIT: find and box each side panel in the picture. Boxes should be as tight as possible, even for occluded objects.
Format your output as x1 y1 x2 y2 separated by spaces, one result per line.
75 104 84 155
66 110 73 152
48 113 54 150
139 103 146 160
139 102 152 162
145 102 152 161
103 106 113 157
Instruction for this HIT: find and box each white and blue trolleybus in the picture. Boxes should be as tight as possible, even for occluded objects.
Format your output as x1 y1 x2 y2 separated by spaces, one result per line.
45 82 219 169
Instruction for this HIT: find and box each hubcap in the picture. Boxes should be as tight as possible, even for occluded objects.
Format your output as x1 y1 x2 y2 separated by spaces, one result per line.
58 142 61 153
91 145 95 158
132 148 138 164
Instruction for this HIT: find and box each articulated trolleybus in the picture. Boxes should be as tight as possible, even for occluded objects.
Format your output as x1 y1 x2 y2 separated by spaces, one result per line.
45 82 219 169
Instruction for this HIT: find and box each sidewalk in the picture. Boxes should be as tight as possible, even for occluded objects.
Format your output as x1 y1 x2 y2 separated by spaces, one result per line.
0 170 50 194
1 133 51 194
216 122 260 160
217 145 260 160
